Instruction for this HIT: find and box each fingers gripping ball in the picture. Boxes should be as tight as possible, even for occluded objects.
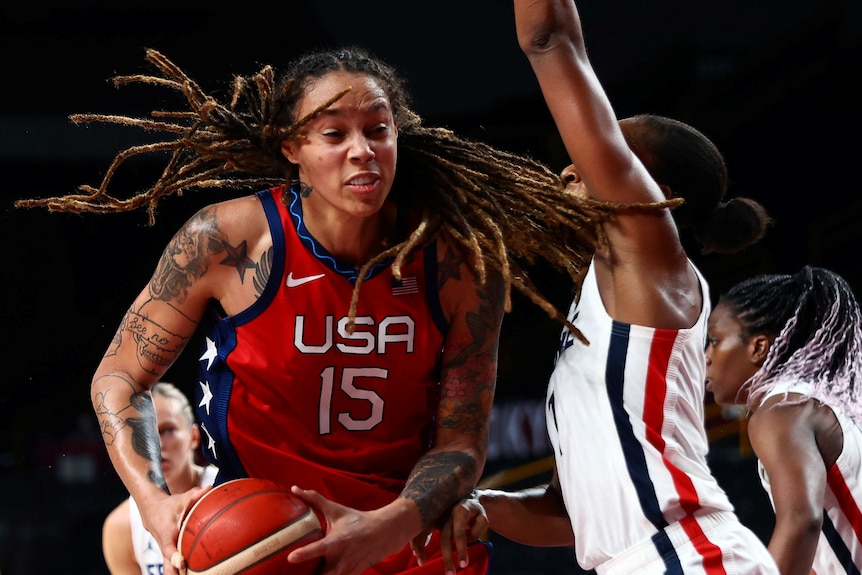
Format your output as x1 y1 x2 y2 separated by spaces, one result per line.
179 478 325 575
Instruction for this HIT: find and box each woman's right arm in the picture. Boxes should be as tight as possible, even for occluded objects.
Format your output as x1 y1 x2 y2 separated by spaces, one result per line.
479 466 573 547
92 199 262 575
513 0 699 329
423 464 573 574
748 402 825 575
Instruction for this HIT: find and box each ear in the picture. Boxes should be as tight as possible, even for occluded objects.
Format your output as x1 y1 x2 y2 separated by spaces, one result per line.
281 139 300 164
190 423 202 450
658 183 674 200
749 334 771 365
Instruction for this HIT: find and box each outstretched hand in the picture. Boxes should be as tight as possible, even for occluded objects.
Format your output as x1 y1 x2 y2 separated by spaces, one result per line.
410 495 488 575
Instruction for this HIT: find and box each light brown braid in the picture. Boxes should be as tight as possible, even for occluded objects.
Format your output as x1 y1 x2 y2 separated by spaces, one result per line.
15 48 678 341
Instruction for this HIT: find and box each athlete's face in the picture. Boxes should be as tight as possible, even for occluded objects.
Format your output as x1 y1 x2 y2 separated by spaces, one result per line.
155 395 199 486
705 302 768 406
281 71 398 220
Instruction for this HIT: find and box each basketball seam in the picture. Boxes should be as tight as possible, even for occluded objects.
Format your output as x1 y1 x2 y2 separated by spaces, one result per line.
186 509 322 575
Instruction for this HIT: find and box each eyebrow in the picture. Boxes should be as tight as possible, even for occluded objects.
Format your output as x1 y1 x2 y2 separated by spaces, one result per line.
314 100 391 118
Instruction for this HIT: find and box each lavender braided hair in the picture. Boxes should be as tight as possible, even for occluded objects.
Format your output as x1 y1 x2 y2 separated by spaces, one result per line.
721 266 862 424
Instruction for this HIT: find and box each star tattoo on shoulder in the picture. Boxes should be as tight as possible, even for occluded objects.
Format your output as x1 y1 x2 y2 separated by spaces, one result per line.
219 239 256 282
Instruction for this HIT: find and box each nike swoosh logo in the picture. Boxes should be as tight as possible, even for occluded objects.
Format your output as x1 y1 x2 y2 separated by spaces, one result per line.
286 272 326 287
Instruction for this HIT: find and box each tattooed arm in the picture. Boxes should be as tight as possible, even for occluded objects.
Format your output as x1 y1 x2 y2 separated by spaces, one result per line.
91 195 271 575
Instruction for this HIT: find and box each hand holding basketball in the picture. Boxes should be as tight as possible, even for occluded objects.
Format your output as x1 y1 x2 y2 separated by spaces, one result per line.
287 486 418 575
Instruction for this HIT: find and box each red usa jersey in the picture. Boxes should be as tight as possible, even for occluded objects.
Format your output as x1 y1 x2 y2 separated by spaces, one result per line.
196 185 447 512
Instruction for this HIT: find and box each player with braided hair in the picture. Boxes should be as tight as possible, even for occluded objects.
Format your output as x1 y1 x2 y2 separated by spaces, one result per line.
15 47 642 336
417 1 778 573
706 266 862 574
14 45 669 575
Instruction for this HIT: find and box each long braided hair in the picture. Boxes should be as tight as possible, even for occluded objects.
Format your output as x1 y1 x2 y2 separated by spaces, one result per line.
720 266 862 424
15 47 676 339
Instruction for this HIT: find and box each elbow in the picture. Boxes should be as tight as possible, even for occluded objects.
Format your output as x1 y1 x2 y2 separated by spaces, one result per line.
515 1 583 56
795 505 825 537
517 25 556 55
800 512 825 539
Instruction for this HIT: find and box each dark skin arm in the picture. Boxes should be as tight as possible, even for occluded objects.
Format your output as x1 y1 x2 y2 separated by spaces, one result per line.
513 0 699 329
748 396 842 575
478 467 573 548
415 464 573 573
289 235 504 575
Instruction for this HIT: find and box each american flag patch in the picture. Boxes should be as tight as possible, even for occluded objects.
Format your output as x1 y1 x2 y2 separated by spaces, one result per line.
392 276 419 296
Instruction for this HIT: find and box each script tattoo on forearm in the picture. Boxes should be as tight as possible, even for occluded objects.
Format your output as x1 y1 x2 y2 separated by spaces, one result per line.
403 452 477 530
126 308 189 374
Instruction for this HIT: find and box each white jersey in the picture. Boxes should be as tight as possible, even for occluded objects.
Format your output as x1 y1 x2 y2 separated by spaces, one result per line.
129 465 218 575
758 382 862 574
547 261 777 573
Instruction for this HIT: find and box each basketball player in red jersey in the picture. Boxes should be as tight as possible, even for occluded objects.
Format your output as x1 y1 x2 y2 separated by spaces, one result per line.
22 45 611 575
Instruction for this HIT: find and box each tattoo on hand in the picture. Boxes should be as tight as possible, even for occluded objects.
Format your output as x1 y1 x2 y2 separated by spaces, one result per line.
403 452 477 530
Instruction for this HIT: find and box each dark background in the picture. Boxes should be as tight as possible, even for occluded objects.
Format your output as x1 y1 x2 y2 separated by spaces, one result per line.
2 1 861 573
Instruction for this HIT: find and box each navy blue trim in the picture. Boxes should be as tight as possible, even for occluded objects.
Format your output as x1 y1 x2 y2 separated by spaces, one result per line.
608 322 666 525
651 529 684 574
822 512 860 574
286 183 392 283
197 313 248 482
424 240 449 337
607 320 677 566
194 187 289 482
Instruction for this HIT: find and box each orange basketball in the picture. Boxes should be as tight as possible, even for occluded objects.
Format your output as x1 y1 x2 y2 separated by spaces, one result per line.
178 478 325 575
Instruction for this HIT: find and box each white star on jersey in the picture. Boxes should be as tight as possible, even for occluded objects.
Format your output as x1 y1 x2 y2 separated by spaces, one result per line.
198 380 214 416
200 422 217 460
200 336 218 369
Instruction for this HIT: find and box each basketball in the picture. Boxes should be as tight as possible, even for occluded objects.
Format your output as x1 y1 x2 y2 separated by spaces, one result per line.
178 478 325 575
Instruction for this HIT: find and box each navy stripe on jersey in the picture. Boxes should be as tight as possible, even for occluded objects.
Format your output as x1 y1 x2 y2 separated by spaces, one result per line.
423 243 448 336
200 313 248 482
823 513 860 574
608 320 685 571
608 321 668 531
651 530 684 575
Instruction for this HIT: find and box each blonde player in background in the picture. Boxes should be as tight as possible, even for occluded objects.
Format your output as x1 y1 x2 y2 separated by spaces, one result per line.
102 382 217 575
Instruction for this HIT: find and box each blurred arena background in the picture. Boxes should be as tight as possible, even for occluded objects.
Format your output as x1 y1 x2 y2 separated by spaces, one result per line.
2 1 860 573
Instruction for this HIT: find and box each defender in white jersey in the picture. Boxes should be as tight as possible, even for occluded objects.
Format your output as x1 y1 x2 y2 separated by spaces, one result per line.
546 261 777 572
707 267 862 574
429 1 777 573
127 465 218 575
103 383 217 575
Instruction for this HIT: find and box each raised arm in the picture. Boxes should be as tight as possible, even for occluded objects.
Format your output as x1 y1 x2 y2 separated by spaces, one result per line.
513 0 664 208
513 0 697 328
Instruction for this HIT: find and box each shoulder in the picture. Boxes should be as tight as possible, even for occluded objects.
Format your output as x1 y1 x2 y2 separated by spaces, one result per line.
434 232 503 298
102 497 136 571
181 194 268 237
103 497 132 533
434 231 505 335
748 394 818 437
